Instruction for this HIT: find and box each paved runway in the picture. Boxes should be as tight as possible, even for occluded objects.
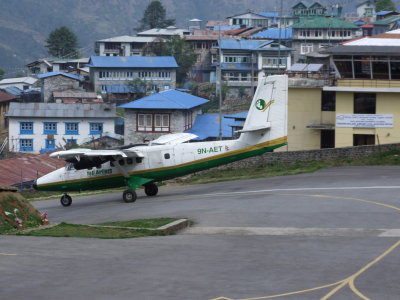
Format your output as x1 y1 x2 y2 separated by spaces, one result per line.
1 166 400 299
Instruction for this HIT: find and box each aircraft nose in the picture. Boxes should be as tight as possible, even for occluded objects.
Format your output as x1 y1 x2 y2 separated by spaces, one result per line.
32 180 37 190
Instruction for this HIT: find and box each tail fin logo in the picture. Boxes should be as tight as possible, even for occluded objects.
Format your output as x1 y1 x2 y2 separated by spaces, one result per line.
255 99 275 112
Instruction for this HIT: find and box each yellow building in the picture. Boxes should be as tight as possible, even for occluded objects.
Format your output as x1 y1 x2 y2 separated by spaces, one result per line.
282 29 400 151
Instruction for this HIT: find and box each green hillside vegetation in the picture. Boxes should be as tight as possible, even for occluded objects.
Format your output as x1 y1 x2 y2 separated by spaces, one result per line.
0 189 43 234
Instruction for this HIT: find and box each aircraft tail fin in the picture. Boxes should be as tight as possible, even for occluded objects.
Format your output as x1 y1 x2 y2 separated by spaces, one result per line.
238 75 288 146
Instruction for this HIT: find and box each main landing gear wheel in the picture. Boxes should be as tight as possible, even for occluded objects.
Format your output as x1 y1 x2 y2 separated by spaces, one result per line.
123 189 137 203
60 194 72 207
144 182 158 197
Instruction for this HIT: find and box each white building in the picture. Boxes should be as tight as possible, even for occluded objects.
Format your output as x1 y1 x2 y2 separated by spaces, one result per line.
95 36 158 57
7 102 118 154
0 77 38 90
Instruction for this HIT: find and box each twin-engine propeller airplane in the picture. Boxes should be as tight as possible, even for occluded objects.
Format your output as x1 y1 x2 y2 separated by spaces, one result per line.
34 75 288 206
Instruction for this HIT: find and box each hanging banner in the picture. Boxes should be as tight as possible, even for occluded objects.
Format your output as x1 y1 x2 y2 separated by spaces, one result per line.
336 114 393 128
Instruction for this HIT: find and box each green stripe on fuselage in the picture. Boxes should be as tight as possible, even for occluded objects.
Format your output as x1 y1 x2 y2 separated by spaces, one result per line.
37 141 286 192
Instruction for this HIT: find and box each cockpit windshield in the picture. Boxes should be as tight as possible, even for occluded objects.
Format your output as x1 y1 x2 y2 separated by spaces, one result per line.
66 163 75 171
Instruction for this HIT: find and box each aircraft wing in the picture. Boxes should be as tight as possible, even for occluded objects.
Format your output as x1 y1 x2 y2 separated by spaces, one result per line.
49 148 145 170
50 148 144 159
149 133 198 145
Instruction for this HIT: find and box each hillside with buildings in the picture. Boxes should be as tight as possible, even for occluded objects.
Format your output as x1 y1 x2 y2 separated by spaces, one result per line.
0 0 395 73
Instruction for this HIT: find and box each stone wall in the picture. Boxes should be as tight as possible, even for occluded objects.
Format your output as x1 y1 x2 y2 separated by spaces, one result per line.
207 143 400 171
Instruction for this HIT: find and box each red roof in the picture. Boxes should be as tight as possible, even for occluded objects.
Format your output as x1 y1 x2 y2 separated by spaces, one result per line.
0 153 65 186
0 91 17 103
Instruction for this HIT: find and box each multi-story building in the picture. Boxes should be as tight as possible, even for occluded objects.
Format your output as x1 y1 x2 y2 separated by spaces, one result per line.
26 58 89 76
88 56 179 96
291 17 359 62
212 39 292 97
285 29 400 150
7 102 117 154
94 36 159 57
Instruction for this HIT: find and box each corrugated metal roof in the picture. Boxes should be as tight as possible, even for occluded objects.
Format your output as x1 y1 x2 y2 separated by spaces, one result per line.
53 91 98 98
288 63 323 72
375 11 397 16
97 35 156 43
37 72 82 81
3 87 22 96
187 112 246 140
327 45 400 54
217 39 272 50
0 153 65 186
88 56 179 68
0 90 17 103
0 77 37 85
119 90 208 110
291 17 358 29
6 102 116 118
252 28 293 39
373 15 400 25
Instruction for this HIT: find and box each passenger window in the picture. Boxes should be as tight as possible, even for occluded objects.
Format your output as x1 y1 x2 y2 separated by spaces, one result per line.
164 153 170 159
119 159 125 166
127 158 133 165
136 157 143 163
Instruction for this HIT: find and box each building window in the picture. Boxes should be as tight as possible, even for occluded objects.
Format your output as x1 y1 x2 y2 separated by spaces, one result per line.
137 113 170 132
354 93 376 114
353 134 375 146
154 114 170 132
19 139 33 152
184 111 193 130
43 122 57 134
90 122 103 135
321 91 336 111
321 130 335 149
300 43 313 55
45 139 56 149
20 122 33 134
65 122 79 135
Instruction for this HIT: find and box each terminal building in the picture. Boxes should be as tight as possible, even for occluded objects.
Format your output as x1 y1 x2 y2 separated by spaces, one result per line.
283 29 400 151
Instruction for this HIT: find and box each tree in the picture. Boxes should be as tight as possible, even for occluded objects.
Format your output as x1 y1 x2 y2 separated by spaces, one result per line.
375 0 396 12
0 68 4 80
161 35 196 84
45 26 80 58
136 1 175 31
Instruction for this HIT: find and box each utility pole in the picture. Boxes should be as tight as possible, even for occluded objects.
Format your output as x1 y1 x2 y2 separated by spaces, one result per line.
218 31 223 140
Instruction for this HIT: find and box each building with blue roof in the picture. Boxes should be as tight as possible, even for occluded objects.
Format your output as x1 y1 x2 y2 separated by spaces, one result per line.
119 89 209 144
211 39 292 98
187 112 247 141
88 56 179 101
251 28 293 43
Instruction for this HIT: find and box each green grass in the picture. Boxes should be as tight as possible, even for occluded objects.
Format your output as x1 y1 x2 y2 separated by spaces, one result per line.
22 187 126 201
98 218 179 228
19 222 165 239
178 149 400 185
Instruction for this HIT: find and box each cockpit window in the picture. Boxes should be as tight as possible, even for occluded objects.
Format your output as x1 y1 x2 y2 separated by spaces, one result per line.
66 163 75 171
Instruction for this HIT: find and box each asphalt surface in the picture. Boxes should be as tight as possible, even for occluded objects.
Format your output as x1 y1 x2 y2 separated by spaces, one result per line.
1 166 400 300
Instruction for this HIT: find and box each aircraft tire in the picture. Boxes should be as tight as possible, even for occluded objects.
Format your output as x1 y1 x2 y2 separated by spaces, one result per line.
144 183 158 196
123 189 137 203
60 194 72 207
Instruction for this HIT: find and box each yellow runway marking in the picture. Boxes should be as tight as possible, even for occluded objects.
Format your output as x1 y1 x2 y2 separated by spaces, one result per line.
210 192 400 300
0 253 17 256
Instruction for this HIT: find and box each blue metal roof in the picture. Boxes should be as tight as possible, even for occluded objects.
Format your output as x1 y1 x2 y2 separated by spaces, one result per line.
118 89 209 110
224 112 247 119
256 12 279 18
37 71 82 80
353 20 366 25
88 56 179 68
251 28 293 39
375 11 395 16
187 112 247 140
217 39 272 50
3 87 22 96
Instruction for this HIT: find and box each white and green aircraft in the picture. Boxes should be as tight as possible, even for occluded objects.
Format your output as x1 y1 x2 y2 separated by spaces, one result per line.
34 75 288 206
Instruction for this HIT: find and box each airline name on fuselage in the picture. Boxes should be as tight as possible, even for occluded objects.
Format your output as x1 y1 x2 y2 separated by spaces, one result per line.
87 169 113 177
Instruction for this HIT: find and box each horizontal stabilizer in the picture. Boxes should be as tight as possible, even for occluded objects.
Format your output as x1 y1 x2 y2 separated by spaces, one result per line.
236 122 271 133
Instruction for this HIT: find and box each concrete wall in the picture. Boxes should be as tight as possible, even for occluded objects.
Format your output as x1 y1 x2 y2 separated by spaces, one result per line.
204 142 400 171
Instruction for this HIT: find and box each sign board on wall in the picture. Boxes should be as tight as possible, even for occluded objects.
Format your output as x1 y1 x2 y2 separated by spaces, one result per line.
336 114 393 128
